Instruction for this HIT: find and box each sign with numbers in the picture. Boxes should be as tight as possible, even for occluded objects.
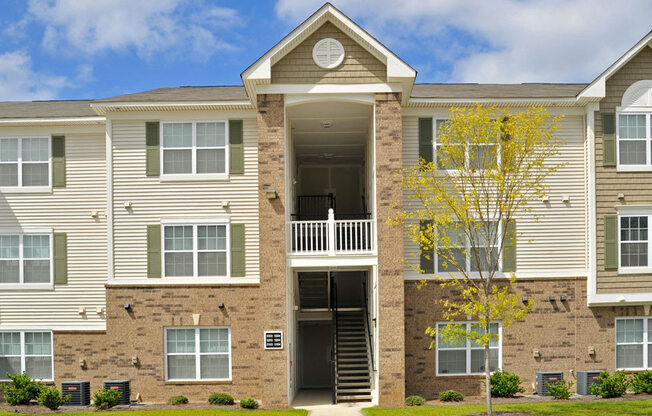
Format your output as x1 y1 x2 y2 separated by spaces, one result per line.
264 331 283 350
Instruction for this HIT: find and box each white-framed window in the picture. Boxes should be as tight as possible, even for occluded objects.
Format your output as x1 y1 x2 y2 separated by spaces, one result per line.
617 112 651 167
436 321 501 376
165 327 231 381
0 331 53 381
433 119 499 170
0 234 52 285
161 121 228 177
163 224 228 278
615 317 651 370
0 137 50 188
436 221 499 274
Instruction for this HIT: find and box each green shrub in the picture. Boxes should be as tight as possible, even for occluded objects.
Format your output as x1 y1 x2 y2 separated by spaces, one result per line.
208 392 234 405
546 379 573 400
489 370 525 398
239 397 258 409
589 371 628 398
438 390 464 402
168 395 189 405
37 386 70 410
405 395 426 406
630 370 652 394
3 372 44 405
91 388 122 409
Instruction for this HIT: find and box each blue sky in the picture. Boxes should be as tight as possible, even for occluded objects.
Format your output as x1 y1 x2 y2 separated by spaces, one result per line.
1 0 651 101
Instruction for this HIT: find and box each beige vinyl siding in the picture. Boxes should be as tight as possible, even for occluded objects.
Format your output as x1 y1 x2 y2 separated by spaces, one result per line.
111 114 259 281
0 125 107 329
402 113 588 279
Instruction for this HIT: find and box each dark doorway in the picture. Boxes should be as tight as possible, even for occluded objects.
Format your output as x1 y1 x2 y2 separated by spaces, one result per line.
299 321 332 389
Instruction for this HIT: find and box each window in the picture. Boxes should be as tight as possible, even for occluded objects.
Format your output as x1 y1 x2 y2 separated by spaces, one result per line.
163 224 228 278
165 327 231 381
617 113 651 166
0 331 53 380
615 318 651 369
436 322 501 375
0 234 51 284
161 121 227 176
433 119 499 170
0 137 50 187
436 221 499 273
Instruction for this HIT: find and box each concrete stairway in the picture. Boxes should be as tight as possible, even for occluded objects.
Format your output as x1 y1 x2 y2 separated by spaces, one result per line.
334 311 372 402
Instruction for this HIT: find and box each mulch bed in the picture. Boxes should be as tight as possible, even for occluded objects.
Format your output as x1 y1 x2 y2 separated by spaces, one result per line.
425 392 652 406
0 402 259 413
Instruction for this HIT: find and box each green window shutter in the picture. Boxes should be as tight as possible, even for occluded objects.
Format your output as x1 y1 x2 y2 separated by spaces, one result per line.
147 225 162 278
230 224 245 277
502 220 517 272
229 120 244 174
52 136 66 187
145 122 160 177
604 215 618 270
53 233 67 284
420 220 434 274
418 118 433 164
602 113 616 167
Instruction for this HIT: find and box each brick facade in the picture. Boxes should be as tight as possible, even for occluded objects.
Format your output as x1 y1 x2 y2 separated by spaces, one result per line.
404 278 646 398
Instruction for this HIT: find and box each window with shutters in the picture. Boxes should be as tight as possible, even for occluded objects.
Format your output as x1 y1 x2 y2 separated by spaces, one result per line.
618 214 652 272
615 318 652 370
165 327 231 381
162 224 229 278
0 331 53 381
435 221 500 274
617 112 652 168
433 119 499 170
161 121 228 179
436 322 501 376
0 137 50 189
0 233 52 286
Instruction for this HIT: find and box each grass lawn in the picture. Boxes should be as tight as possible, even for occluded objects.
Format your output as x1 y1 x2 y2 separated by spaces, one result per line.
363 398 652 416
0 410 307 416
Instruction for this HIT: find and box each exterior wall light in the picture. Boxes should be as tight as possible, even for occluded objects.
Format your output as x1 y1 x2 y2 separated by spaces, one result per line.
266 189 278 199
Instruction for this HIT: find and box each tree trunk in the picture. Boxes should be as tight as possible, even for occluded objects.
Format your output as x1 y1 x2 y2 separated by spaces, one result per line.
485 338 492 414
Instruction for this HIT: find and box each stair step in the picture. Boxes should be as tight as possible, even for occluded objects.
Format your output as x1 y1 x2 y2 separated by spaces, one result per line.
337 388 371 393
337 382 371 388
338 370 370 375
336 395 373 401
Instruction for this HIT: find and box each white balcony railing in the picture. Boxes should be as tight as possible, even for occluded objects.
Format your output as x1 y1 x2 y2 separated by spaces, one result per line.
289 209 375 255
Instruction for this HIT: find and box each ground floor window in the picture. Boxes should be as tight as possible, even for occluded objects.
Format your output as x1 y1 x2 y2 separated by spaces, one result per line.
0 331 53 380
436 322 501 375
165 327 231 381
616 318 651 369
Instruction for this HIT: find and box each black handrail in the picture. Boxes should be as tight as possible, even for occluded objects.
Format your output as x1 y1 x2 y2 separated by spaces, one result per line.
330 273 338 404
295 194 335 221
362 278 375 371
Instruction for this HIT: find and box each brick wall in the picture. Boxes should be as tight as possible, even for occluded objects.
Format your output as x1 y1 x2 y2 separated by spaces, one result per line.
404 278 645 398
375 92 406 405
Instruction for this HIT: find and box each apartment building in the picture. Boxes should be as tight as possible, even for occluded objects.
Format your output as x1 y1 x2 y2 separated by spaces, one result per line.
0 3 650 407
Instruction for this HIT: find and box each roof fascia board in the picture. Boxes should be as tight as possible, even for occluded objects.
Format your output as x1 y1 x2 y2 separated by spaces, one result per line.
91 102 254 115
0 116 106 126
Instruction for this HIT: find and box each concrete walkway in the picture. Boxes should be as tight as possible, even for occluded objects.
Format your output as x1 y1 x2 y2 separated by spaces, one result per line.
292 389 372 416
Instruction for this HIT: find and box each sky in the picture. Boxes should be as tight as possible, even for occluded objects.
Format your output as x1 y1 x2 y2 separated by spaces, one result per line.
0 0 651 101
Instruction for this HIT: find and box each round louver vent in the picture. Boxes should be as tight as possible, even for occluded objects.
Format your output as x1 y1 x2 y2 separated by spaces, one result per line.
312 38 345 69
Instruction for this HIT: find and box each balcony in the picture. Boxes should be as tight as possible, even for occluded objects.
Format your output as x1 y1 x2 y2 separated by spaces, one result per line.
289 209 375 255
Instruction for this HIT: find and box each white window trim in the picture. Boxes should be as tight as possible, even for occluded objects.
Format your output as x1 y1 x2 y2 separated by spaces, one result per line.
435 321 502 377
616 110 652 171
435 220 502 276
0 231 53 289
0 330 54 381
0 136 51 192
161 222 230 279
617 213 652 274
615 317 651 370
160 120 229 181
432 118 501 173
164 327 232 382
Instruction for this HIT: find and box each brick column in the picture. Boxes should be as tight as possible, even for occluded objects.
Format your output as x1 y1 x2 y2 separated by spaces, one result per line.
257 94 288 407
374 92 406 405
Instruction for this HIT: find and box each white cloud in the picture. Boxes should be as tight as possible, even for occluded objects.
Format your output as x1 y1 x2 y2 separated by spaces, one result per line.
275 0 652 83
26 0 240 59
0 50 69 100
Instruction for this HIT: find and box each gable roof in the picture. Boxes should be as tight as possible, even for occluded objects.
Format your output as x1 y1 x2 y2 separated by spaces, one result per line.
412 83 587 99
0 100 96 119
96 86 248 103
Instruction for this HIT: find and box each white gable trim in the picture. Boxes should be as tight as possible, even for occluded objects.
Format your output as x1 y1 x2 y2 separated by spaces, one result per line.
578 32 652 100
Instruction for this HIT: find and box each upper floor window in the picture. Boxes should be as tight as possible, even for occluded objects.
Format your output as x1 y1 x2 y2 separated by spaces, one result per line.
161 121 227 176
436 322 501 375
615 318 651 369
0 234 51 285
0 331 53 381
163 224 228 278
436 221 499 273
434 119 499 170
617 113 651 166
619 215 650 271
0 137 50 187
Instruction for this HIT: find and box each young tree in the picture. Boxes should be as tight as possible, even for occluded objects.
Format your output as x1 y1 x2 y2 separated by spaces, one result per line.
391 105 565 414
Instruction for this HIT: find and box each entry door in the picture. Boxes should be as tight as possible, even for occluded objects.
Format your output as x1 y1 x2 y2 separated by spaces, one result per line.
299 321 332 389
